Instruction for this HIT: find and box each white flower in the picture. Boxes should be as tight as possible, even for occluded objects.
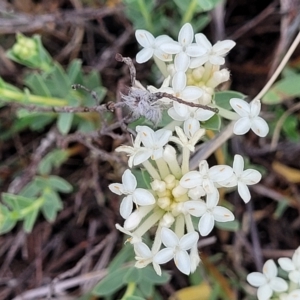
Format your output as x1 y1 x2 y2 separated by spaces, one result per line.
230 98 269 137
247 259 288 300
184 189 234 236
180 160 233 194
279 290 300 300
115 224 141 244
116 133 152 167
170 126 205 152
136 126 172 160
135 30 173 63
218 154 262 203
109 169 155 219
154 227 199 275
134 242 162 276
160 23 206 72
278 246 300 285
190 33 236 68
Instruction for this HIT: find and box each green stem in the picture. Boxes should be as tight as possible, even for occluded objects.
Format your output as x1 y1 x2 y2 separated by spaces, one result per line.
0 88 68 106
216 105 239 121
137 0 153 32
182 0 198 24
121 282 136 300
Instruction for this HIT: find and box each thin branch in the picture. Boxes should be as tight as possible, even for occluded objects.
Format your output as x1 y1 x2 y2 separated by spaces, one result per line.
115 53 136 86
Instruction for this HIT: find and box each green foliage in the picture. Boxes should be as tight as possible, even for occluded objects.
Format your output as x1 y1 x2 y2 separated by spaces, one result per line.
0 34 107 137
122 0 221 36
0 174 71 233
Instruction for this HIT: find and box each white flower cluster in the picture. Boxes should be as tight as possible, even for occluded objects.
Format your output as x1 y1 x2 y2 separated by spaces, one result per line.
247 246 300 300
109 23 270 276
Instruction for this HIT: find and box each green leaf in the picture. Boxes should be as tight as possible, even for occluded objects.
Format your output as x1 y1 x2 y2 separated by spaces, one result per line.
138 279 154 297
109 243 135 272
2 193 34 211
20 180 42 197
141 266 170 284
57 112 73 135
48 176 73 193
23 207 39 233
24 73 52 97
41 189 63 221
0 205 17 234
215 220 239 232
38 149 68 175
124 267 142 283
262 75 300 104
67 59 83 83
92 266 130 296
126 296 145 300
214 91 245 110
201 114 221 131
49 63 71 98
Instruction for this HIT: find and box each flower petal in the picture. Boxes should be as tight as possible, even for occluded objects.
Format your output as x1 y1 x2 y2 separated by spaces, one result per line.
209 165 233 182
198 213 214 236
209 55 225 65
136 48 154 63
186 43 206 57
247 272 267 287
195 33 212 51
278 258 294 272
120 196 133 219
237 181 251 203
183 118 200 138
161 227 179 248
122 169 137 192
181 86 203 101
109 183 124 195
263 259 278 278
269 277 288 292
133 189 155 205
179 231 199 250
250 99 261 117
154 248 174 264
213 206 234 222
160 41 182 54
135 30 154 48
172 71 187 92
251 117 269 137
241 169 262 185
257 284 273 300
189 56 209 68
213 40 236 55
175 249 191 275
134 242 152 258
194 108 215 121
233 117 251 135
175 52 190 72
180 171 202 188
233 154 244 176
178 23 193 47
230 98 250 116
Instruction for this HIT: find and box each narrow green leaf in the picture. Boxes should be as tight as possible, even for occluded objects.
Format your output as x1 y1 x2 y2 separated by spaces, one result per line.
215 220 239 232
57 113 73 135
20 180 42 198
41 189 63 222
141 266 170 284
24 73 52 97
126 296 145 300
2 193 34 211
201 114 221 131
23 208 39 233
214 91 245 110
92 266 130 296
67 59 83 83
138 279 154 297
109 243 135 272
262 75 300 104
0 205 17 234
48 176 73 193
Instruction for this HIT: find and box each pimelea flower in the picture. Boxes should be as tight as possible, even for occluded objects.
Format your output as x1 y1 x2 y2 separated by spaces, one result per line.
218 154 262 203
184 189 234 236
278 246 300 285
135 30 173 63
154 227 199 275
230 98 269 137
109 169 155 219
190 33 236 68
247 259 288 300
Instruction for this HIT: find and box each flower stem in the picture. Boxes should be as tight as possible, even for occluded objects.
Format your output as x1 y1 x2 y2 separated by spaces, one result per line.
182 0 198 24
121 282 136 300
142 160 161 180
137 0 153 32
